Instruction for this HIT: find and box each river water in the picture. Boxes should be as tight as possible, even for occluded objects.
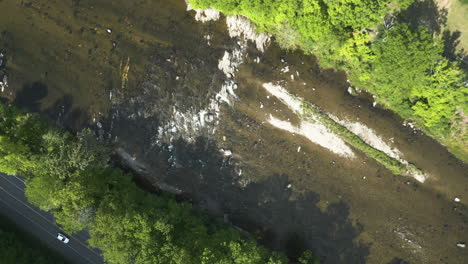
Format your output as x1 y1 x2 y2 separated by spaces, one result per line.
0 0 467 263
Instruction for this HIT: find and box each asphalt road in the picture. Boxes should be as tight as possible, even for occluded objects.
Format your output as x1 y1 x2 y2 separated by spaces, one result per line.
0 173 104 264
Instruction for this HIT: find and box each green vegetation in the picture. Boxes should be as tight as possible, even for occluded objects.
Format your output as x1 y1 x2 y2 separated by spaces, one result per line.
0 213 69 264
301 102 421 176
0 104 46 175
0 103 319 264
188 0 468 162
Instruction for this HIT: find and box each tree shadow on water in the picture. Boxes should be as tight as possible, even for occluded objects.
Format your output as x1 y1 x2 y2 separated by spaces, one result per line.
387 258 410 264
13 81 48 112
14 87 90 131
43 94 89 131
162 137 370 264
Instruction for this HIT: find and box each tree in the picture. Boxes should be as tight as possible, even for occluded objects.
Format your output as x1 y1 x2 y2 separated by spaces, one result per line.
25 129 109 232
324 0 388 30
299 250 320 264
411 59 468 132
369 24 443 115
0 104 45 175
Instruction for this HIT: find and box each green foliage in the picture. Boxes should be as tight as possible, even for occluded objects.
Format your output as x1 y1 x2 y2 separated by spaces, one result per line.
299 250 320 264
411 59 468 131
188 0 467 160
0 104 45 175
324 0 387 30
189 0 406 61
26 129 110 233
0 103 297 263
0 213 69 264
368 24 443 115
301 102 411 175
87 168 289 264
38 129 109 181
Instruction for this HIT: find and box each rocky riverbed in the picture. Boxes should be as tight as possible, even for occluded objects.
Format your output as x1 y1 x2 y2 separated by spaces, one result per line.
0 0 467 263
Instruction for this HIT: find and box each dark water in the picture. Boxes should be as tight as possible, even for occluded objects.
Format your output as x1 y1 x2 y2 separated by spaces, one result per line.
0 0 467 263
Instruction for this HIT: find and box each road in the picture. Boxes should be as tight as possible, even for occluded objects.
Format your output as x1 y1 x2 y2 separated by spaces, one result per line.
0 173 104 264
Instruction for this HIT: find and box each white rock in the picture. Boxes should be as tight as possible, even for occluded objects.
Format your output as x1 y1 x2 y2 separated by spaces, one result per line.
267 115 355 158
106 28 112 33
456 242 466 248
454 197 461 203
0 75 8 92
225 15 270 52
297 146 301 152
189 6 220 23
220 148 233 156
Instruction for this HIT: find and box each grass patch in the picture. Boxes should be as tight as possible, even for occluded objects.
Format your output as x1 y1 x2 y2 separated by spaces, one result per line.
300 102 422 177
446 0 468 51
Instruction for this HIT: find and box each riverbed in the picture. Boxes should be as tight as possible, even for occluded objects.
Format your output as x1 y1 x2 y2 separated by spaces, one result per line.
0 0 467 263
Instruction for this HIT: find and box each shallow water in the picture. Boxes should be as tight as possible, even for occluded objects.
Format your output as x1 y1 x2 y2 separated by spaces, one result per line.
0 0 467 263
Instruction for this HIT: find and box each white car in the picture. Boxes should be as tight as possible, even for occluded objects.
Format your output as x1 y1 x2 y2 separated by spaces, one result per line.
57 233 70 244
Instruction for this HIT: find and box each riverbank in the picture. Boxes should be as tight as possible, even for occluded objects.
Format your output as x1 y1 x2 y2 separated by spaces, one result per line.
187 0 468 163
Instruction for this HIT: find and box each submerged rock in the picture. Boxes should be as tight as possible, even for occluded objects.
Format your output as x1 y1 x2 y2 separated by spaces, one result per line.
0 75 7 92
0 52 5 68
204 113 215 123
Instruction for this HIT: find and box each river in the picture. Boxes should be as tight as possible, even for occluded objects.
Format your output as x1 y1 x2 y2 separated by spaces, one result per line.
0 0 467 263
